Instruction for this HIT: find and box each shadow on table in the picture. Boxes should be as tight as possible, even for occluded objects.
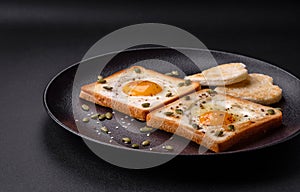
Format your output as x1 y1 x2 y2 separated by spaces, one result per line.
42 115 300 188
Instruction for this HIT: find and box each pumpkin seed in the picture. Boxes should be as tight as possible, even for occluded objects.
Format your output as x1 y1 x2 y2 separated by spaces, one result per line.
134 68 141 73
164 111 173 116
215 130 224 137
141 103 150 108
267 109 275 115
81 104 89 111
171 70 179 76
122 137 131 144
141 140 150 146
207 89 217 95
131 143 139 149
184 79 192 86
103 86 113 90
175 109 183 114
97 79 106 84
100 126 109 134
105 112 113 120
82 117 89 123
90 114 99 119
192 123 201 130
184 95 191 100
228 125 235 131
98 114 106 121
165 92 173 97
165 145 173 151
178 82 185 87
165 70 179 76
139 126 153 133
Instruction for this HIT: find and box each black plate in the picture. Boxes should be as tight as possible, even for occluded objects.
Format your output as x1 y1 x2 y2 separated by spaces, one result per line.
43 47 300 157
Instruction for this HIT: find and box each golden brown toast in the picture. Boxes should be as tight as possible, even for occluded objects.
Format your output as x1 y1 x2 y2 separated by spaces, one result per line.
79 66 200 121
146 89 282 152
215 73 282 105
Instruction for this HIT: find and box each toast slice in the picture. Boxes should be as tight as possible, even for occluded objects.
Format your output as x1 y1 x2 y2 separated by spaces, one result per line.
146 89 282 152
214 73 282 105
185 63 248 86
79 66 200 121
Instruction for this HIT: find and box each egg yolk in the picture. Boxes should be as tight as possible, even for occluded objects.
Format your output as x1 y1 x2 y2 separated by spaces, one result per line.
199 111 235 126
122 80 162 96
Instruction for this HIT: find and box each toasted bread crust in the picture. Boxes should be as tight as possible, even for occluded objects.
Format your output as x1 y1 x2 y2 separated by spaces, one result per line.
146 89 283 152
215 73 282 105
185 63 248 86
79 66 200 121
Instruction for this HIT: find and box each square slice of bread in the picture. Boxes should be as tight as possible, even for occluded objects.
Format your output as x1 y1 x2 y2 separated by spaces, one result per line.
79 66 200 121
146 89 282 152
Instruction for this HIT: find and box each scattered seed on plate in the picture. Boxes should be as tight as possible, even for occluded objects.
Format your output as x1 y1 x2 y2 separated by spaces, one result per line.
165 145 173 151
82 117 89 123
122 137 131 144
100 126 109 134
81 104 90 111
141 140 150 146
139 126 153 133
131 143 139 149
99 114 106 121
91 114 99 119
105 112 113 120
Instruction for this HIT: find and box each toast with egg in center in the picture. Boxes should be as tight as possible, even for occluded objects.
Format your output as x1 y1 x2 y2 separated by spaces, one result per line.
146 89 282 152
79 66 200 121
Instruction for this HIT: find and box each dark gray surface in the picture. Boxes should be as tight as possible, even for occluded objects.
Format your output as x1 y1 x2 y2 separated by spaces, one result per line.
1 1 300 191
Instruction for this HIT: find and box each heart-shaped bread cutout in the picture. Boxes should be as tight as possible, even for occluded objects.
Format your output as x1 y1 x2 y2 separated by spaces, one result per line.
215 73 282 105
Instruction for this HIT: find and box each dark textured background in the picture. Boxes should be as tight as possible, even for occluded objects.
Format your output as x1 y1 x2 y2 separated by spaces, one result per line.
1 1 300 191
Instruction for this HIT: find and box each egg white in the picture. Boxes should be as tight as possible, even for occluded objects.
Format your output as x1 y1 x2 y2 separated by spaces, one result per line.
189 94 261 129
98 68 182 108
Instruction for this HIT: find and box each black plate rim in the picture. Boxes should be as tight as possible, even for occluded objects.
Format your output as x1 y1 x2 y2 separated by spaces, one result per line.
43 47 300 156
